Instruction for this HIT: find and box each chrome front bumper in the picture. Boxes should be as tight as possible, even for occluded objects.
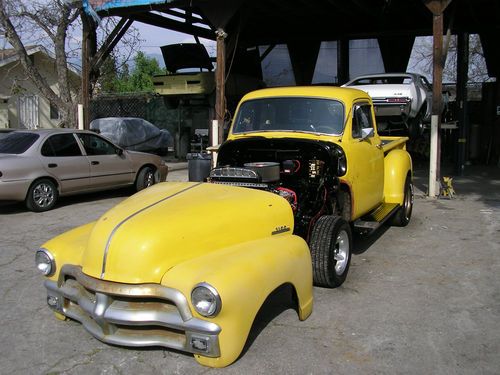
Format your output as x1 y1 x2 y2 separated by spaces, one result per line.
45 265 221 357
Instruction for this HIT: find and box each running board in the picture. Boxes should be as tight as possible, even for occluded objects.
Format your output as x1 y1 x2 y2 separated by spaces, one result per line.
353 203 400 233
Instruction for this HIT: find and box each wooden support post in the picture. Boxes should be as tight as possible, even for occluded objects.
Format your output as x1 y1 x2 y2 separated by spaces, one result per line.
215 28 227 144
81 14 92 130
456 32 469 175
337 38 349 85
424 0 452 197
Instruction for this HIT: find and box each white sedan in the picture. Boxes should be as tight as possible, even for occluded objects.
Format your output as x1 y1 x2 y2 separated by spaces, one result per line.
343 73 434 137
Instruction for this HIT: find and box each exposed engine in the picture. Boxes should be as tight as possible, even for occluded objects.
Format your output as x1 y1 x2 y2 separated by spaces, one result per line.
209 137 347 239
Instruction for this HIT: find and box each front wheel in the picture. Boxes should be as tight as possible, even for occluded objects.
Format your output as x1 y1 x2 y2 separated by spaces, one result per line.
310 216 352 288
392 175 413 227
25 179 58 212
135 166 156 191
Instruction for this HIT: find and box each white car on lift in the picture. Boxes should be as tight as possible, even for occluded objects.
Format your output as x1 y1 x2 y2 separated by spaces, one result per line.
342 73 434 138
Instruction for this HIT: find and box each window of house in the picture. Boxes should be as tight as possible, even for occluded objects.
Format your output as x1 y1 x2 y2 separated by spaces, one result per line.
50 103 60 120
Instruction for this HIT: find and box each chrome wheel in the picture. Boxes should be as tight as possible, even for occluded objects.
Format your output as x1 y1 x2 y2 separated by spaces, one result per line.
334 230 350 275
33 182 55 209
144 170 155 188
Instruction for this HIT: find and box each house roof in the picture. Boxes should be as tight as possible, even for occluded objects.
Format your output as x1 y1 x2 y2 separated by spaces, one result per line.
0 45 81 77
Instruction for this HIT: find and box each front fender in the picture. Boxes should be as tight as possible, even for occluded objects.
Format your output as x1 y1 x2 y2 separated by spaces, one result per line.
384 149 412 205
40 222 96 282
161 234 313 368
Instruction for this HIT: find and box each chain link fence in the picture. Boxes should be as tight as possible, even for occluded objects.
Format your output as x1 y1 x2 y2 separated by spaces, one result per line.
90 93 212 158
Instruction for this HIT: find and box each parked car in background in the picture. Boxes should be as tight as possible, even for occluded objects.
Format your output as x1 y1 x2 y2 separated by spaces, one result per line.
342 72 434 138
90 117 173 156
0 129 168 212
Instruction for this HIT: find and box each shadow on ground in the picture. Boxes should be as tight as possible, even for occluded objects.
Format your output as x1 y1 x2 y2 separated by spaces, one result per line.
0 187 131 215
413 161 500 209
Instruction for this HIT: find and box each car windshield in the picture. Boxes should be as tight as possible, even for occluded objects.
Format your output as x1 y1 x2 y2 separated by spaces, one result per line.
350 76 413 85
0 132 39 154
232 97 345 135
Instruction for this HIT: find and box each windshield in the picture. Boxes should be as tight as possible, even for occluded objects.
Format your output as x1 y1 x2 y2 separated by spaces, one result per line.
350 76 413 85
232 97 345 135
0 132 39 154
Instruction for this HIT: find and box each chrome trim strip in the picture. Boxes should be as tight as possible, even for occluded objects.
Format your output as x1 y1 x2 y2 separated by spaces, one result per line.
60 264 193 321
101 182 202 278
45 265 221 357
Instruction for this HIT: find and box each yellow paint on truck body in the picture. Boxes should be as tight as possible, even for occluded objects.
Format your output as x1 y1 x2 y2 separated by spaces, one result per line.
40 181 312 367
39 86 410 368
228 86 412 220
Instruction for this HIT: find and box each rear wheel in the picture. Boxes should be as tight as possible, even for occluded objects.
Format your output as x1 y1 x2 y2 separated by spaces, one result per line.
25 179 58 212
135 166 156 191
392 175 413 227
310 216 352 288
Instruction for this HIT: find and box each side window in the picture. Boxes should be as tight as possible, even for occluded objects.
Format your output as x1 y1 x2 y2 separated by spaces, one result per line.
77 133 117 156
41 134 82 157
352 104 374 139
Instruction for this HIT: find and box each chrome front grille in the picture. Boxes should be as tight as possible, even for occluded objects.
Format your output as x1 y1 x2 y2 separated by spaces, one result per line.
44 265 221 357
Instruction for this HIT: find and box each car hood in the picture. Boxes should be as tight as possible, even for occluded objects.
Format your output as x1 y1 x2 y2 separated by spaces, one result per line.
160 43 213 73
81 182 294 283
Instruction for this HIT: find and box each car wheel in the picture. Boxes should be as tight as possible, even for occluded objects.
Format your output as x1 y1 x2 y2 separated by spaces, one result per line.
310 215 352 288
135 166 156 191
392 175 413 227
25 179 58 212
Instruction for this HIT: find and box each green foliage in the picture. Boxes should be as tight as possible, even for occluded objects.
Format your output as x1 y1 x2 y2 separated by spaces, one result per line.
99 52 165 93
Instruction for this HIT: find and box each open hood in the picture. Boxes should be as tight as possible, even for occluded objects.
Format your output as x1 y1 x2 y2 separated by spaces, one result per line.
160 43 213 73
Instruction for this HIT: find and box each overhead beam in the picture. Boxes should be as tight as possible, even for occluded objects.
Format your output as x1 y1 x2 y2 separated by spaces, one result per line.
91 18 134 75
129 11 215 40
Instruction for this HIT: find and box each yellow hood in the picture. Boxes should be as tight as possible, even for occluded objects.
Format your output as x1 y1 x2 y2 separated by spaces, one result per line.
81 182 294 283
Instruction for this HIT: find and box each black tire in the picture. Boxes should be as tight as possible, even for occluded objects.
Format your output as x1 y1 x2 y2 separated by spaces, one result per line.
25 178 58 212
135 166 156 191
392 175 413 227
310 216 352 288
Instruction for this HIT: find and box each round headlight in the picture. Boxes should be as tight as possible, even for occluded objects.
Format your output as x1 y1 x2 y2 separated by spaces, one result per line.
35 248 55 276
191 283 221 318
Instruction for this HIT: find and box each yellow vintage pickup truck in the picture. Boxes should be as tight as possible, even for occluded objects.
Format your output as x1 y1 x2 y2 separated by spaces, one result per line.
36 86 412 367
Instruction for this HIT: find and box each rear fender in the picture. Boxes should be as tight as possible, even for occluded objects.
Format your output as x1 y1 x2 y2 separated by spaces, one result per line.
384 149 412 205
161 234 313 368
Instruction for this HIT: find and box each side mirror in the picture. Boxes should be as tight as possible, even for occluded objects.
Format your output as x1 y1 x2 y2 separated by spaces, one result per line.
361 128 374 139
116 148 124 156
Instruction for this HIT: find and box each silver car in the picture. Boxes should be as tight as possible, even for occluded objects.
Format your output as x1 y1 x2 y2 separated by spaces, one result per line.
0 129 168 212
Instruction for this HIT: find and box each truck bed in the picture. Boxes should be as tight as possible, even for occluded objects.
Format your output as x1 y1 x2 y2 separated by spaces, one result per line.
379 136 409 153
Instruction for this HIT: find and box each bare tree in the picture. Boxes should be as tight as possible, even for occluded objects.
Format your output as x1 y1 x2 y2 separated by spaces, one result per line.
410 34 490 83
0 0 140 127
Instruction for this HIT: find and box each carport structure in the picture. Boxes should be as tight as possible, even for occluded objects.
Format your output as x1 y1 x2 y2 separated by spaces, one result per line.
81 0 500 197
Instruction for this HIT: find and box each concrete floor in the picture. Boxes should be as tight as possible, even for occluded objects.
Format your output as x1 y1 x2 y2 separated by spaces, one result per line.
0 166 499 374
